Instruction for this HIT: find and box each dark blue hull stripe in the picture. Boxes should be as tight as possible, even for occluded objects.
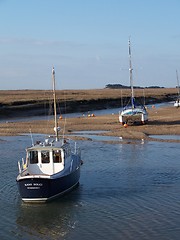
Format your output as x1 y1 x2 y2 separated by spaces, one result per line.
17 168 80 202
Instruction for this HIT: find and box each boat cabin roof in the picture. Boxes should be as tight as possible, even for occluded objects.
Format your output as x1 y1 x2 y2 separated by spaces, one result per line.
27 138 70 152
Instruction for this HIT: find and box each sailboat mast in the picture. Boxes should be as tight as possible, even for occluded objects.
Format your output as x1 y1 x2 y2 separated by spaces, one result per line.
176 69 180 97
52 67 58 141
128 38 134 108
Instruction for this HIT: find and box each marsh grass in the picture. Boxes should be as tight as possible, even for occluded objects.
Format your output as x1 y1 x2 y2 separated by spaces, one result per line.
0 88 178 104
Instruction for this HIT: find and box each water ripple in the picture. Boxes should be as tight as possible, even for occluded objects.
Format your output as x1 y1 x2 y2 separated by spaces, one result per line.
0 136 180 239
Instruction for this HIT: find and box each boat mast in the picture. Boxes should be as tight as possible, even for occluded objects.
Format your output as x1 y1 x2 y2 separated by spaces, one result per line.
176 69 180 97
52 67 58 141
128 38 135 108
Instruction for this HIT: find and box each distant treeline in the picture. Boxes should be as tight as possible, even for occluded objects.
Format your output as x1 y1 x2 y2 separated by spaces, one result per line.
105 84 164 89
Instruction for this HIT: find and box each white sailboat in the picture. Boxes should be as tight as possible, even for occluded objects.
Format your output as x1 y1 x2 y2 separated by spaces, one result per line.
119 39 148 125
174 70 180 108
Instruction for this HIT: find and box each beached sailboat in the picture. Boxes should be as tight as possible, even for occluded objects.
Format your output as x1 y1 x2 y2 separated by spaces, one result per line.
119 39 148 125
174 70 180 108
16 67 82 203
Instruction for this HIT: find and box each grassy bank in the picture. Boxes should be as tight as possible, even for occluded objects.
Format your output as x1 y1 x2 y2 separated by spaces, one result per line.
0 88 178 104
0 88 178 120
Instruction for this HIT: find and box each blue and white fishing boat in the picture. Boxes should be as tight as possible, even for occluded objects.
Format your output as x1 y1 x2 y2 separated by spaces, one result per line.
16 67 82 203
119 39 148 125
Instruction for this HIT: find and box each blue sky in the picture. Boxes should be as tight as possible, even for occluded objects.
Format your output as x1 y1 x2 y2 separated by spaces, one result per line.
0 0 180 90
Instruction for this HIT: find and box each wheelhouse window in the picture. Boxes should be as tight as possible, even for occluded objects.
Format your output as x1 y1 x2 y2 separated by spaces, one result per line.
29 151 38 164
41 151 50 164
53 150 62 163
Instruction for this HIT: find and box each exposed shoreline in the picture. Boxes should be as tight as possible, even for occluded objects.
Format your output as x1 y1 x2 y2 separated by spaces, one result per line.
0 88 179 143
0 105 180 143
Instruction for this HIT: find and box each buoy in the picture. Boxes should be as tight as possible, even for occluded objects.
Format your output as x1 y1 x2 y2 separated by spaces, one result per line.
59 115 63 119
124 123 128 128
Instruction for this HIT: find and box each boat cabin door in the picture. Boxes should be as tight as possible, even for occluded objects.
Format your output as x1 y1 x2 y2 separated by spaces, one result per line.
27 150 51 175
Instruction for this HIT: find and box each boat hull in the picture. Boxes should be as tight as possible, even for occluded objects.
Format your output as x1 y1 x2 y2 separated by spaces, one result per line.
119 108 148 125
17 168 80 203
174 101 180 108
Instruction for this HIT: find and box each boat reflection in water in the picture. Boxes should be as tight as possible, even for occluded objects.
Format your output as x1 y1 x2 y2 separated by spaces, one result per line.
16 192 82 239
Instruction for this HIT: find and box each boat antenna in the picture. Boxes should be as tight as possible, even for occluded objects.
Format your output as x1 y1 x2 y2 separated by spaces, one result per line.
29 128 34 146
52 67 58 141
128 37 135 108
176 69 180 97
62 117 67 140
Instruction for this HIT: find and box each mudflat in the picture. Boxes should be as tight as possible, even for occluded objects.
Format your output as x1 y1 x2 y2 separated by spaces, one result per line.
0 88 179 142
0 105 180 143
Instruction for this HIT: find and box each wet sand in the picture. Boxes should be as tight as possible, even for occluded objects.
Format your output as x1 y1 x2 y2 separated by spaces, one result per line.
0 106 180 143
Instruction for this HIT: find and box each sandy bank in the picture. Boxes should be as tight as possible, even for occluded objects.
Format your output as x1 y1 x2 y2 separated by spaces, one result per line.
0 106 179 143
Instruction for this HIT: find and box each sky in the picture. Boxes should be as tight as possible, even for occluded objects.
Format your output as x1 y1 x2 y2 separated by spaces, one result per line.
0 0 180 90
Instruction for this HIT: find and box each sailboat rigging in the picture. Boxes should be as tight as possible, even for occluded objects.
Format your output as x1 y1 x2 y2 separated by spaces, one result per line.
174 69 180 108
119 39 148 125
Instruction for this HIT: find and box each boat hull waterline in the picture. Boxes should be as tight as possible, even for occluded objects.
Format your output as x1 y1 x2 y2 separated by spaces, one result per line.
17 167 80 203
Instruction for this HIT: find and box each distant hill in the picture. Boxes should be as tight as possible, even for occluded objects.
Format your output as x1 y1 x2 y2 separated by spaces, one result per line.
105 84 164 89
